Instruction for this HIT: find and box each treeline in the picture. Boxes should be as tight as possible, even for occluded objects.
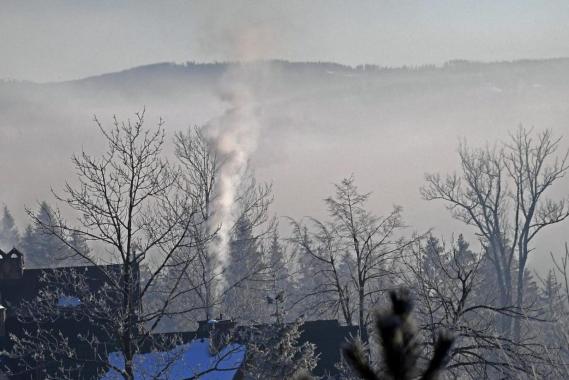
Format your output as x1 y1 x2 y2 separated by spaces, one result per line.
0 203 90 268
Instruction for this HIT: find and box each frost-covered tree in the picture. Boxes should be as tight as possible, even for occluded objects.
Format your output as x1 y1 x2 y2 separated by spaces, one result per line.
266 228 294 324
290 176 416 336
173 126 221 321
288 226 329 321
268 229 290 294
402 236 548 378
11 111 205 379
532 244 569 378
242 319 318 379
226 216 261 285
223 215 271 322
421 235 445 280
422 127 569 340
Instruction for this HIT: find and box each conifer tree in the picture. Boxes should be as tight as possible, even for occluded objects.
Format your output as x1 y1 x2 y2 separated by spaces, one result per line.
422 236 444 279
0 205 20 251
342 289 454 380
223 215 269 321
21 201 69 268
226 216 259 286
268 228 290 292
243 319 318 379
66 230 92 265
266 228 293 323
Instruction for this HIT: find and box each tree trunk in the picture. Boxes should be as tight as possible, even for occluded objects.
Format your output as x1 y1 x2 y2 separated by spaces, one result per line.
514 240 528 342
358 285 365 338
205 252 213 320
123 258 135 380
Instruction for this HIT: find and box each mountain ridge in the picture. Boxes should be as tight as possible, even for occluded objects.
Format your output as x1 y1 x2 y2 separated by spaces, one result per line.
5 57 569 86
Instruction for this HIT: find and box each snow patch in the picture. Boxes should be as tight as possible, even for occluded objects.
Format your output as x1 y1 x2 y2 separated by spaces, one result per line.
57 295 81 308
101 339 245 380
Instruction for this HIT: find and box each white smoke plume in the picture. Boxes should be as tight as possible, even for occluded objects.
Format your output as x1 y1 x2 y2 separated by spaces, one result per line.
205 82 261 270
202 27 274 290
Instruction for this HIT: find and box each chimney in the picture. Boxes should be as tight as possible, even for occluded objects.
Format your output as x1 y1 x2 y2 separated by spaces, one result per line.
197 318 236 352
0 248 24 280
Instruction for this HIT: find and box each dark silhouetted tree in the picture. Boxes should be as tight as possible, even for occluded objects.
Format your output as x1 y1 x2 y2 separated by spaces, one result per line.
21 202 70 268
0 206 19 251
342 289 454 380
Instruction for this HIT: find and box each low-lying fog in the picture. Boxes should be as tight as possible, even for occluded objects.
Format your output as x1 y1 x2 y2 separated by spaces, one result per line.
1 59 568 270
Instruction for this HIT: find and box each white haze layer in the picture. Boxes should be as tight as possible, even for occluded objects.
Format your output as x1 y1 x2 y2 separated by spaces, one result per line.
1 59 569 275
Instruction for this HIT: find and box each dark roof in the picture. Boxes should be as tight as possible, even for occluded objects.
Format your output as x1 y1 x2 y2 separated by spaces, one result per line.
0 262 356 378
0 264 122 308
0 264 123 380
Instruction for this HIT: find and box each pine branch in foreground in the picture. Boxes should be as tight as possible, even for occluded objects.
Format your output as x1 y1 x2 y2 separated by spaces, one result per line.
342 289 454 380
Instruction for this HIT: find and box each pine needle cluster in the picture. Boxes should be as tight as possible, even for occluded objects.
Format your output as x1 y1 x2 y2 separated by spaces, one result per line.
342 289 454 380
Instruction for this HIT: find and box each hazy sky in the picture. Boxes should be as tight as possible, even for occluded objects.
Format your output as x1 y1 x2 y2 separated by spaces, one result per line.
3 0 569 82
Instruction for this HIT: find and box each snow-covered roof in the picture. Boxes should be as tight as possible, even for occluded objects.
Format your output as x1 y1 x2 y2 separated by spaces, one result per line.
57 295 81 308
101 339 245 380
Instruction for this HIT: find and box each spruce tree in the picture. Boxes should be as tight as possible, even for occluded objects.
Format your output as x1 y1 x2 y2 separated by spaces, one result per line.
223 215 267 321
267 228 292 323
455 234 475 267
244 319 318 379
342 289 454 380
21 202 69 268
0 206 20 251
422 236 444 279
67 230 92 265
226 215 259 286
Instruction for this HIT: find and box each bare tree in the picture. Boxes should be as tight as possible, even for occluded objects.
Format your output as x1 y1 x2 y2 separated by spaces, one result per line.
290 176 414 337
422 127 569 339
173 126 221 321
504 128 569 339
402 236 547 378
12 111 208 379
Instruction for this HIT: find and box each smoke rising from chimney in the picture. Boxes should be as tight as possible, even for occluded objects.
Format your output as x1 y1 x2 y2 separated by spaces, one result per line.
202 28 273 288
205 84 260 270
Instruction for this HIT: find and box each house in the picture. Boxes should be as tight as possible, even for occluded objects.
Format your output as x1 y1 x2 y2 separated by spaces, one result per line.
0 248 360 379
0 248 122 379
